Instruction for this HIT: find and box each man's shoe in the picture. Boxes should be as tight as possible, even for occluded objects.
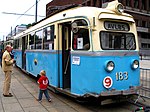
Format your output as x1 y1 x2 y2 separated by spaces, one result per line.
3 94 13 97
9 93 13 95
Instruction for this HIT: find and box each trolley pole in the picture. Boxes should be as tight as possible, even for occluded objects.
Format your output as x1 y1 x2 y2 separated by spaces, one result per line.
35 0 38 23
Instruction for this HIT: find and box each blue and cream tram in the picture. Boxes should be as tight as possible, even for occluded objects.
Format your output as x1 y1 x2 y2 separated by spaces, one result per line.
12 0 140 100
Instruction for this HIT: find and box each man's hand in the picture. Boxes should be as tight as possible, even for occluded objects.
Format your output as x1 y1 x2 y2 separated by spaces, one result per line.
12 59 16 63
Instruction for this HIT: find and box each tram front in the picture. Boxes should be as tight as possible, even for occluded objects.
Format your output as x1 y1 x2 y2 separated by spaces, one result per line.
96 1 140 97
70 0 140 98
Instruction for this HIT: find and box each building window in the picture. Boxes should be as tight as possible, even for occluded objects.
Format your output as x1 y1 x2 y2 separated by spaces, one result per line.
149 0 150 10
141 33 149 39
93 0 97 6
134 0 139 8
118 0 122 3
148 22 150 28
148 44 150 48
134 19 138 26
142 21 146 27
102 0 109 3
141 0 146 10
87 1 91 6
126 0 131 7
43 25 54 50
141 43 148 48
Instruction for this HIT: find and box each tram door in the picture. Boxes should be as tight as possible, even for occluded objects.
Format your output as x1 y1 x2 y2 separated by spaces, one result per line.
60 22 71 89
22 36 27 70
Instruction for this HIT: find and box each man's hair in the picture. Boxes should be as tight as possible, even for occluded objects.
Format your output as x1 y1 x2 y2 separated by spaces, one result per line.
5 45 12 50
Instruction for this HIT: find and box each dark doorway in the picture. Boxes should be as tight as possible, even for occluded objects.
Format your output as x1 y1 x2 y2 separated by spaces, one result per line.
22 36 27 70
61 22 71 89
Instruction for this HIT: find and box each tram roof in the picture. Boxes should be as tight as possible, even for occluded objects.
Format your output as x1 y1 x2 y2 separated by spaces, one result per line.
13 6 134 39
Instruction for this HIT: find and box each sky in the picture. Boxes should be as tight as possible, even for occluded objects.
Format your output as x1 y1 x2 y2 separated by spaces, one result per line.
0 0 51 41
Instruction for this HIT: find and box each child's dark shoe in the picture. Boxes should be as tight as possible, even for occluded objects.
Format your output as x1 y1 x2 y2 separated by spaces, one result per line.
36 99 42 103
48 99 51 102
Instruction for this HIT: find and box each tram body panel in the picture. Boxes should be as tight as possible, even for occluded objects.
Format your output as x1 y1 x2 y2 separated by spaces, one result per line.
14 50 22 68
71 52 140 95
26 51 59 87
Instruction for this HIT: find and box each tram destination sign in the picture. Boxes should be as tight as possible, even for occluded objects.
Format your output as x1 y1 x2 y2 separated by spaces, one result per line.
104 21 129 31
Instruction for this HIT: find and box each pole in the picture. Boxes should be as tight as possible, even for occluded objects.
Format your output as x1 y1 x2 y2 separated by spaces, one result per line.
11 26 12 37
35 0 38 23
3 35 4 49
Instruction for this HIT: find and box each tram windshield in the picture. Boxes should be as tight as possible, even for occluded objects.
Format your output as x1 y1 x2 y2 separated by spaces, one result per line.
100 32 136 50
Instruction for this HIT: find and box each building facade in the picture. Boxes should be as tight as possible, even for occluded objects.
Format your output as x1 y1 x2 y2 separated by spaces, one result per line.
46 0 150 55
6 24 27 41
46 0 83 17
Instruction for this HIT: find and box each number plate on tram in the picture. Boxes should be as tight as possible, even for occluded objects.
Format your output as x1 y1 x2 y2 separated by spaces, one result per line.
116 72 128 81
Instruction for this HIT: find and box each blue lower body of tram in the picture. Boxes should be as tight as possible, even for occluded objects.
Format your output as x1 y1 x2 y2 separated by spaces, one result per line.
14 50 140 97
26 50 59 87
14 50 22 68
71 52 140 96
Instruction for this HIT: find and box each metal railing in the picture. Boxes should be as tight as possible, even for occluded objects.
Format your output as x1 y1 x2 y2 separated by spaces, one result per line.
139 68 150 99
140 56 150 60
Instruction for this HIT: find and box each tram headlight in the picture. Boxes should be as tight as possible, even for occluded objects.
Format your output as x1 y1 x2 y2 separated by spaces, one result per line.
105 61 115 72
131 60 139 69
116 3 124 14
105 1 124 14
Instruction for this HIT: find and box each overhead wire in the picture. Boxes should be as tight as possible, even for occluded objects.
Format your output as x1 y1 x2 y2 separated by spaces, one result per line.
12 0 44 27
2 12 45 17
1 0 48 38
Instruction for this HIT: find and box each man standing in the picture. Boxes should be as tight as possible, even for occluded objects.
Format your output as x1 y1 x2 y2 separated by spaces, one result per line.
2 45 15 97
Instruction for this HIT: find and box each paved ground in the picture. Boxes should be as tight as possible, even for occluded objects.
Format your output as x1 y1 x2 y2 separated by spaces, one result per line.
0 67 51 112
0 67 96 112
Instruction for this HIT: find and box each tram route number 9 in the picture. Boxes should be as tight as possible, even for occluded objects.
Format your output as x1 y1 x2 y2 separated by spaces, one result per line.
103 76 113 89
116 72 128 81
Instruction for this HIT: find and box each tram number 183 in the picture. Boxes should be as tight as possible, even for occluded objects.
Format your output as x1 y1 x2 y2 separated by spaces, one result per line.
116 72 128 81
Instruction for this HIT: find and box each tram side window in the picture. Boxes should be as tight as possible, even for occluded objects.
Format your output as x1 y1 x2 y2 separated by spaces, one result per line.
43 25 54 50
29 33 35 49
100 32 136 50
26 35 29 49
19 38 22 50
17 39 19 49
72 19 90 50
35 30 43 49
14 39 20 49
25 36 28 49
13 39 18 49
